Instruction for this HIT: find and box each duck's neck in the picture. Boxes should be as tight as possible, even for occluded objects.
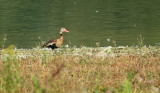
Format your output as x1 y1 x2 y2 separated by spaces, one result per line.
60 33 63 40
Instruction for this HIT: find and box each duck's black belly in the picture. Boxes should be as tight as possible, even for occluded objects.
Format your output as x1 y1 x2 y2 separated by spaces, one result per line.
47 44 58 50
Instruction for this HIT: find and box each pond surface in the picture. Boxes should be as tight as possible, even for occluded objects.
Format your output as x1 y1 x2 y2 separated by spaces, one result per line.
0 0 160 48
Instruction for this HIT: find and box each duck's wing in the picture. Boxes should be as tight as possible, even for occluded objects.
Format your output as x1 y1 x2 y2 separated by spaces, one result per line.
43 39 58 47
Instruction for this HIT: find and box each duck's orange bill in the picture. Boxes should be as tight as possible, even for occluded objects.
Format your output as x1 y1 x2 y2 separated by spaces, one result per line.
65 30 69 32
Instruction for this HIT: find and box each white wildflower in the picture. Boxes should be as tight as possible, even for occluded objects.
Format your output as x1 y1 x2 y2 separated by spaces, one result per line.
107 38 110 42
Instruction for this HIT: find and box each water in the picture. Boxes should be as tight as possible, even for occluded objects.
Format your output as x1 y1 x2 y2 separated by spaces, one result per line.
0 0 160 48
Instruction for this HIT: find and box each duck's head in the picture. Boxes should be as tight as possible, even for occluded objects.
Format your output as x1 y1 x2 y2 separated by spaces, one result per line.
60 27 69 34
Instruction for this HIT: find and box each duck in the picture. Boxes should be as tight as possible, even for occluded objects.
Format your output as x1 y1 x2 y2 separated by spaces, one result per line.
43 27 69 50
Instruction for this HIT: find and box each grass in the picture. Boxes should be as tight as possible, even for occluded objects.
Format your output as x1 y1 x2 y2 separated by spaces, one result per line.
0 45 160 93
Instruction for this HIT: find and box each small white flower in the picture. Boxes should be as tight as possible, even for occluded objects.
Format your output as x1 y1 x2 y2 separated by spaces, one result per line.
65 45 69 48
107 38 110 42
96 42 100 46
96 10 98 13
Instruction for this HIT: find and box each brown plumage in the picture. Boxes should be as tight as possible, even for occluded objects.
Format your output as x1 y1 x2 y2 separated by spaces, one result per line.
43 28 69 50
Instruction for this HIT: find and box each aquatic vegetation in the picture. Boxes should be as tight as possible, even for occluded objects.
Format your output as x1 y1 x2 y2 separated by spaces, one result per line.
0 45 160 93
137 35 144 47
0 34 7 49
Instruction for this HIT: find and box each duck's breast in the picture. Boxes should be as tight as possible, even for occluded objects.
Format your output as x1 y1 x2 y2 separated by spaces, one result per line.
56 39 63 47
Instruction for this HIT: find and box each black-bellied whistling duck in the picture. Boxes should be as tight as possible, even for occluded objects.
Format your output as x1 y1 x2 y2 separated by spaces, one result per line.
43 27 69 50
